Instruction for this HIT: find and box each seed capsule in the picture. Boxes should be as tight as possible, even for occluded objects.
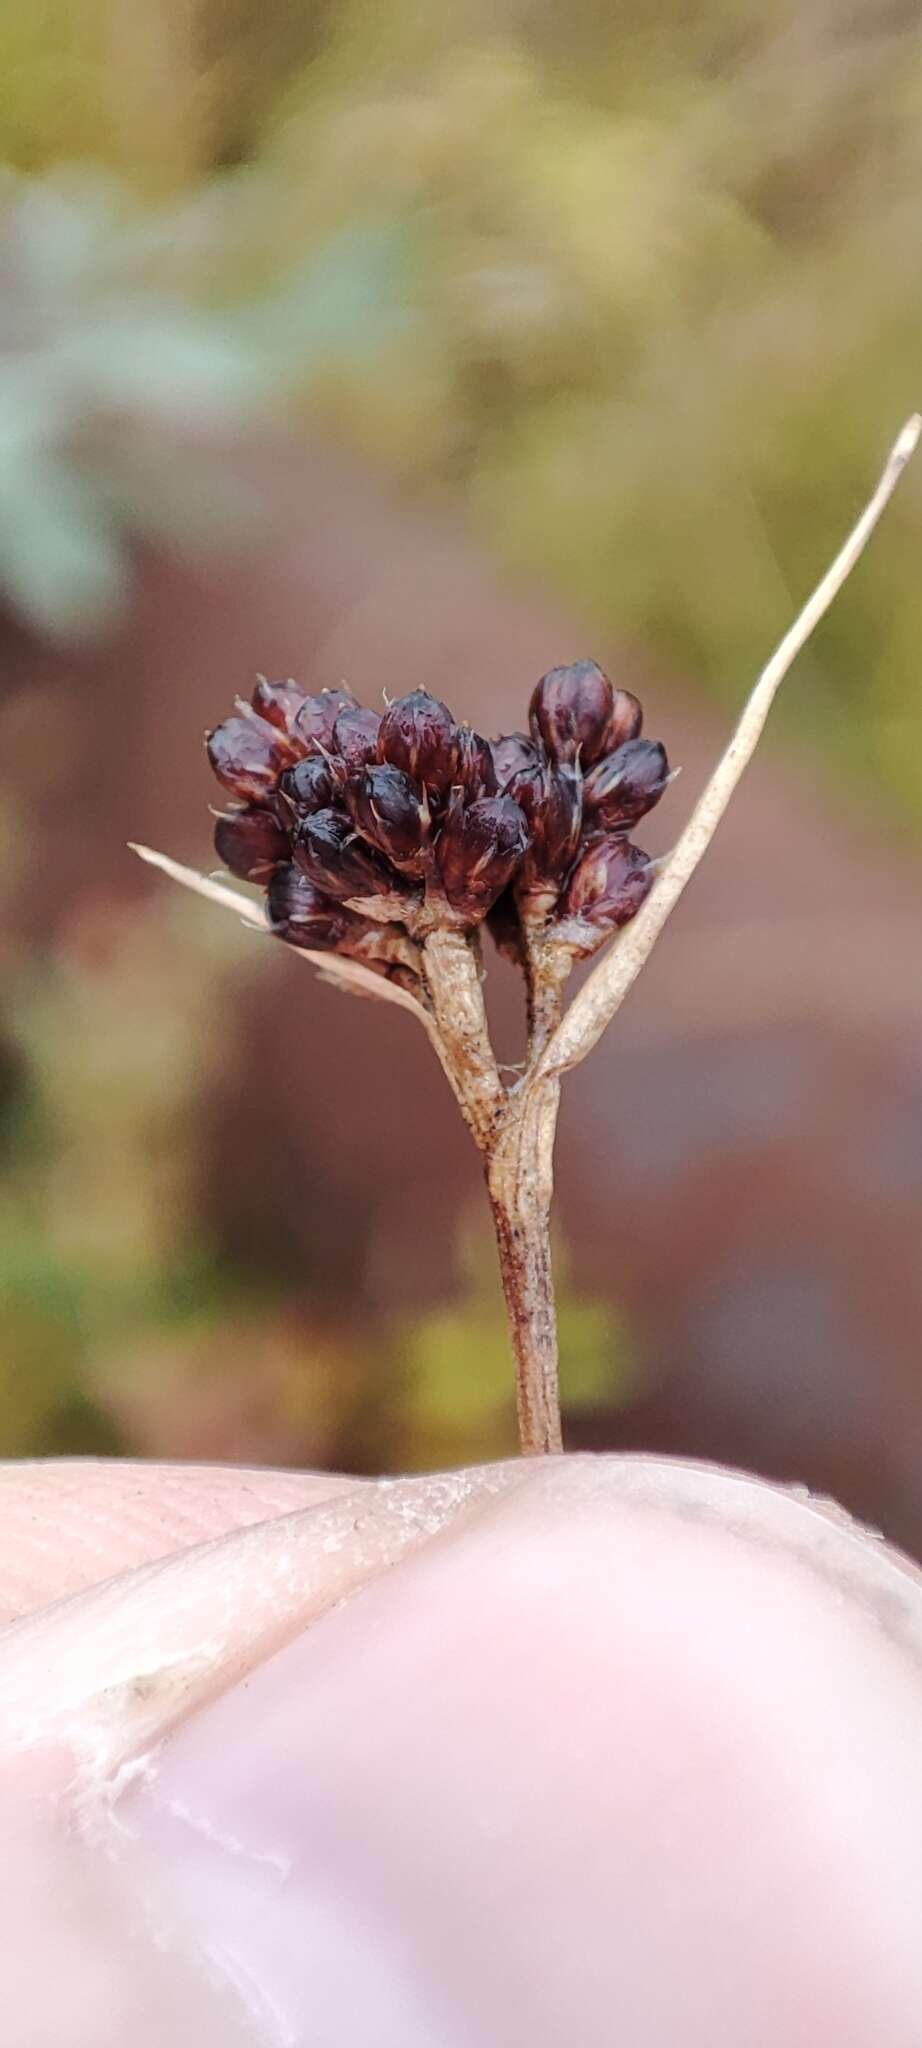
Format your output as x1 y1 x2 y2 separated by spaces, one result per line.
266 865 354 949
207 714 291 801
213 804 289 881
563 835 653 929
278 755 338 814
333 704 383 777
491 731 542 788
437 794 529 920
456 726 498 798
378 689 459 792
583 738 670 829
509 760 583 892
345 765 428 868
529 660 614 767
294 688 358 751
294 808 396 901
251 679 307 734
602 688 643 754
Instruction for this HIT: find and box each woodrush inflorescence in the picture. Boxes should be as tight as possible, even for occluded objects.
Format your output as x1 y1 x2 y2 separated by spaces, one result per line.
207 662 671 998
137 420 918 1454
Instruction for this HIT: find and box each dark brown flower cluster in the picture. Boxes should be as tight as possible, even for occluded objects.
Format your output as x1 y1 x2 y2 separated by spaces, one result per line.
207 661 670 978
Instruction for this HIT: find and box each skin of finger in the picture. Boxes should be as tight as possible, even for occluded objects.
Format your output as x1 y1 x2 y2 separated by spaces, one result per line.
0 1779 256 2048
0 1461 530 1782
3 1456 922 2047
0 1459 531 2048
109 1456 922 2048
0 1458 365 1623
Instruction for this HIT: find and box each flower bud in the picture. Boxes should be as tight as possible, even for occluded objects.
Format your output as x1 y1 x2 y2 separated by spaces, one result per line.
509 761 583 893
294 688 358 751
213 804 289 881
583 737 670 829
206 714 291 801
378 689 460 792
456 726 498 798
332 705 382 777
345 765 428 867
491 731 541 788
437 794 529 920
294 807 396 901
602 688 643 754
563 836 653 930
278 755 338 814
266 865 353 949
529 660 614 767
251 679 307 734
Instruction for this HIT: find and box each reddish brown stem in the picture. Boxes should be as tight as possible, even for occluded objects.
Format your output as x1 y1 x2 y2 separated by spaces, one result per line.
486 1075 563 1456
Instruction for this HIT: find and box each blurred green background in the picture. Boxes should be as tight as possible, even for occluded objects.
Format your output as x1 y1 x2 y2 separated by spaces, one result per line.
1 0 922 1525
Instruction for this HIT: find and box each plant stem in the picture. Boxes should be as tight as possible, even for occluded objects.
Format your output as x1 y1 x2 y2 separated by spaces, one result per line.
518 895 571 1062
422 923 564 1455
421 927 505 1148
486 1074 563 1455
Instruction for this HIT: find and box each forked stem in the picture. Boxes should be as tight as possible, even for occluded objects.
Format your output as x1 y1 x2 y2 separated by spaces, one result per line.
422 922 563 1453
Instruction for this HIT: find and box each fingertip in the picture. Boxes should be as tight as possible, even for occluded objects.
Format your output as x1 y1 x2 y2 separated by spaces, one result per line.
117 1457 922 2046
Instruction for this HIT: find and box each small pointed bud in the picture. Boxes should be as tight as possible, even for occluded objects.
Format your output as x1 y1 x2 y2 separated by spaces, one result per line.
294 687 358 751
345 765 428 867
529 660 614 766
602 688 643 754
437 794 529 920
456 726 498 798
294 807 396 901
266 865 353 949
378 689 460 791
583 737 670 829
278 755 338 813
543 762 583 873
251 678 307 734
206 714 291 801
563 835 653 931
510 760 583 892
213 804 289 881
491 731 542 788
504 759 545 827
332 704 382 777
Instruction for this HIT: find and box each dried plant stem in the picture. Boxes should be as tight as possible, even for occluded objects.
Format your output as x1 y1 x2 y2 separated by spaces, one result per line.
518 898 571 1059
420 928 505 1147
423 920 564 1451
529 947 572 1059
486 1076 563 1455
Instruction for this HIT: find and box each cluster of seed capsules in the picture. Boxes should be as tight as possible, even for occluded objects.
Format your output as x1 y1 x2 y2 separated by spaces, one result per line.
207 661 671 984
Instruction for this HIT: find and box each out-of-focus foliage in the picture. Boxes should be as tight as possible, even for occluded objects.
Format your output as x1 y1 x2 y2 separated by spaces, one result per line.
1 897 239 1453
264 1 922 823
2 0 922 1469
0 890 379 1463
3 0 922 797
0 169 405 633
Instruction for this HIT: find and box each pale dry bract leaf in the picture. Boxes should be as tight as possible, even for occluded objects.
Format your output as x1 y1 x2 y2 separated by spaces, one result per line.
539 412 922 1079
129 843 438 1034
129 844 269 927
299 946 427 1018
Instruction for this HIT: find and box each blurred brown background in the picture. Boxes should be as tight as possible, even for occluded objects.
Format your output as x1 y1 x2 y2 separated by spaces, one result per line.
1 0 922 1553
